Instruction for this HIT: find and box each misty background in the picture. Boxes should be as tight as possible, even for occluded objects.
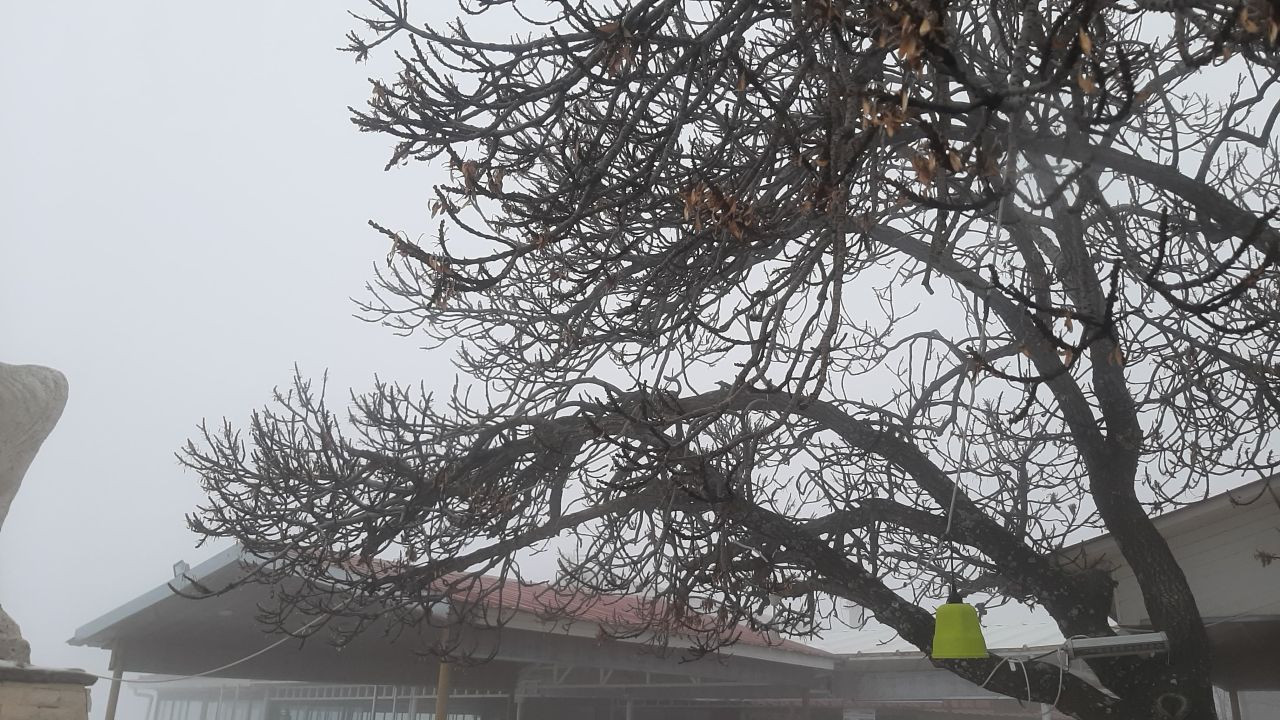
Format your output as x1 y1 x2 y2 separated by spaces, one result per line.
7 3 1272 720
1 2 471 716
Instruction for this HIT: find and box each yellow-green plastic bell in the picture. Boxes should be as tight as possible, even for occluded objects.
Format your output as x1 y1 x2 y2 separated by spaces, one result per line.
931 600 989 659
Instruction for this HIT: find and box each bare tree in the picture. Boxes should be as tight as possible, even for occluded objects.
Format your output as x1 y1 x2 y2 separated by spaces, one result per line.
182 1 1280 717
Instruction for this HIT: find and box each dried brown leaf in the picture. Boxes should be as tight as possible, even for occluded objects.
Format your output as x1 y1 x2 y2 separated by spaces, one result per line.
1078 28 1093 55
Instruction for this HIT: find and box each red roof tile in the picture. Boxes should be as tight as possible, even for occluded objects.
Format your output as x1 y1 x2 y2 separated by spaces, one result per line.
416 571 830 658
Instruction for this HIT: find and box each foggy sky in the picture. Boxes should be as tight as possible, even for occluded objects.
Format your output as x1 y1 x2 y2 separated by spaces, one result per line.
5 3 1241 719
1 3 469 716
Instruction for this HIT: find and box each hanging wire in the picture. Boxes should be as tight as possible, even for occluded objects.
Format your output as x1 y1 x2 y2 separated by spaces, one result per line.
932 0 1039 598
71 613 330 685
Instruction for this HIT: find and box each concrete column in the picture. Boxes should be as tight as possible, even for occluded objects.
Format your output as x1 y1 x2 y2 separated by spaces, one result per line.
103 647 124 720
1229 689 1244 720
435 658 454 720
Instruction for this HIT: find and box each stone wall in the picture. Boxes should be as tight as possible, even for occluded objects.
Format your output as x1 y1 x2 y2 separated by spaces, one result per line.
0 681 90 720
0 665 95 720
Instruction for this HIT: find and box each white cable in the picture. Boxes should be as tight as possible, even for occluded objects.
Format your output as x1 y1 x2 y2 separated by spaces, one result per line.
978 657 1033 703
73 614 329 685
980 658 1005 689
929 0 1034 599
1017 658 1032 703
1052 647 1067 708
980 645 1067 707
943 457 962 538
1201 598 1280 628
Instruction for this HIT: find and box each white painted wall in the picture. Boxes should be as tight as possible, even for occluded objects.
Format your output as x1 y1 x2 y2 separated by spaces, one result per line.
1096 497 1280 625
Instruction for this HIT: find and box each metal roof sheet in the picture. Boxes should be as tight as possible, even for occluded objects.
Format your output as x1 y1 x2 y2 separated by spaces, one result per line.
808 619 1064 656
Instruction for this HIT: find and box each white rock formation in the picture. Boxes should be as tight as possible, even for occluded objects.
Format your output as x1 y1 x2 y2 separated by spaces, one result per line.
0 363 69 663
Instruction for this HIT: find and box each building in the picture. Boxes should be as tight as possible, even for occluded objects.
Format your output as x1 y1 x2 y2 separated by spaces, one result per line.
70 480 1280 719
1066 477 1280 718
70 544 1069 719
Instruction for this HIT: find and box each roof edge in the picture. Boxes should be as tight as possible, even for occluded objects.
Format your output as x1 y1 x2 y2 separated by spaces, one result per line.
1066 476 1276 561
68 544 247 647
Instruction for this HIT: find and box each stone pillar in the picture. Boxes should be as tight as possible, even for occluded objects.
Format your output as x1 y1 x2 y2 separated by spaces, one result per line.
0 363 69 664
0 607 30 669
0 363 95 717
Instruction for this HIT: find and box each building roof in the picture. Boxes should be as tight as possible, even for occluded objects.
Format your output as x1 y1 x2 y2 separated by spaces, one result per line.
69 543 832 680
410 571 831 658
1068 476 1277 561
